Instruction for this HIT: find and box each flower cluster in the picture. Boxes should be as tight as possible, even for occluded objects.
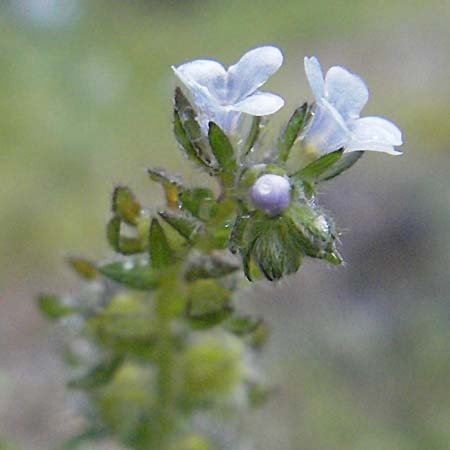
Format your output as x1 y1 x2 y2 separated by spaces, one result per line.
40 44 403 450
174 45 403 156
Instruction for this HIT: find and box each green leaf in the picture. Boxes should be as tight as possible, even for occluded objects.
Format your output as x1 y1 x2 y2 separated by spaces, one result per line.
223 315 263 336
184 252 240 281
107 216 121 251
158 210 201 241
179 188 216 221
99 258 158 290
316 151 364 182
293 149 343 180
106 216 146 255
242 116 261 157
208 122 236 175
37 294 78 320
112 186 141 226
174 88 216 172
68 355 124 390
278 103 309 163
67 256 98 280
149 218 173 269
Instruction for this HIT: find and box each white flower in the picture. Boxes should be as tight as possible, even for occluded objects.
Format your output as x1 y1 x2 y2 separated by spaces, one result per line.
172 46 285 135
301 56 403 156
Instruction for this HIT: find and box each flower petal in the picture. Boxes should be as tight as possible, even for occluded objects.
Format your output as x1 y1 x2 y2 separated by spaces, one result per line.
232 91 284 116
304 56 325 101
227 46 283 102
301 100 350 155
346 116 403 155
172 59 227 102
324 66 369 121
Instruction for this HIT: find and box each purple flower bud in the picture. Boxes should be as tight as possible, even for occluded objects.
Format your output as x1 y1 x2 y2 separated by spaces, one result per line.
250 174 291 216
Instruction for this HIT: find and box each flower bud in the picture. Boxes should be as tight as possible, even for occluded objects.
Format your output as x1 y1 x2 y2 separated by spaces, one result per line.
250 174 291 216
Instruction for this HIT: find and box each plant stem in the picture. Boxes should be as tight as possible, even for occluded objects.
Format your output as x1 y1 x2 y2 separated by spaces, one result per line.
153 267 183 449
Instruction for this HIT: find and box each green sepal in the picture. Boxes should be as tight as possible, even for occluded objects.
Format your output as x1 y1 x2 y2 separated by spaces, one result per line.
179 188 217 221
149 218 174 269
174 88 216 172
106 216 146 255
278 103 309 163
158 210 202 241
249 215 303 281
242 116 261 157
293 149 343 181
99 258 158 290
184 251 240 281
223 314 263 336
228 212 252 254
68 355 124 390
112 186 141 226
285 203 341 263
208 122 236 176
37 294 78 320
316 151 364 182
66 256 98 280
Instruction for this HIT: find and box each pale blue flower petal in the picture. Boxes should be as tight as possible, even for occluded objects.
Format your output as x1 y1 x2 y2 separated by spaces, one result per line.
227 46 283 102
324 66 369 121
302 100 349 154
304 56 325 101
172 60 227 102
346 116 403 154
232 91 285 116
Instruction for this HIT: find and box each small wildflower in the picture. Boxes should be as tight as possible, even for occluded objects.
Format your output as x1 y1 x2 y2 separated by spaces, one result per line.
173 46 284 135
301 56 403 156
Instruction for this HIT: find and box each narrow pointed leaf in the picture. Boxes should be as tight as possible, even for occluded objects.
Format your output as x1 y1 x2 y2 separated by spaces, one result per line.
317 151 364 182
208 122 236 174
38 295 78 320
158 210 201 241
293 149 343 181
67 256 98 280
149 218 173 269
112 186 141 225
99 258 158 290
278 103 309 163
68 355 124 390
174 88 216 172
242 116 261 157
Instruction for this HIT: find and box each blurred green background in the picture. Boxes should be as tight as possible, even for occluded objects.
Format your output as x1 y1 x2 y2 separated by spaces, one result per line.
1 0 449 449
